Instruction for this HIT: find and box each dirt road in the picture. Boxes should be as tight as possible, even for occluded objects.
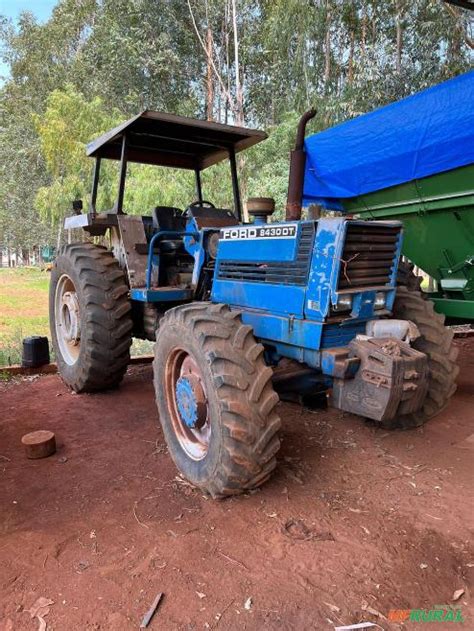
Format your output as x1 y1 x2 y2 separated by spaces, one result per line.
1 339 473 630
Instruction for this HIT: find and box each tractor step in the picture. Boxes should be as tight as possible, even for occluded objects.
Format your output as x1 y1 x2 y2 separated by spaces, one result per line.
130 287 194 302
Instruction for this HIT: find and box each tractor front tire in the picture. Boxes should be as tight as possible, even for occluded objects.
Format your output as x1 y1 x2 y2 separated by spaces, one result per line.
49 242 132 393
385 284 459 429
153 303 281 498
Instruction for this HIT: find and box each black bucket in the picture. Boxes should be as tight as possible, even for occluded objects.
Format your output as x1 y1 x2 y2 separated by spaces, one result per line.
22 336 50 368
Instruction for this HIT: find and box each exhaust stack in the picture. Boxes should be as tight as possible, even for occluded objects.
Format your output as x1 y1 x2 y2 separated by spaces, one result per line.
285 108 316 221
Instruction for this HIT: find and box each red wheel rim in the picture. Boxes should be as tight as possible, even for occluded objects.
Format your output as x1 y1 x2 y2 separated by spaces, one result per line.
164 348 211 461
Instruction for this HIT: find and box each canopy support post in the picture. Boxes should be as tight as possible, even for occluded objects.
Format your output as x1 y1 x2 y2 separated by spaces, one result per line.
229 148 242 222
90 157 101 215
195 169 203 204
115 134 128 215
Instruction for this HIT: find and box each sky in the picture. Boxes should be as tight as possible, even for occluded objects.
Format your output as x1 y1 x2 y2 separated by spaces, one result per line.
0 0 57 79
0 0 55 22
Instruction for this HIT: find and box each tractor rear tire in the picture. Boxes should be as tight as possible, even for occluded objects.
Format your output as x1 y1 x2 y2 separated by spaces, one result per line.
50 242 132 393
384 284 459 429
397 260 423 292
153 303 281 498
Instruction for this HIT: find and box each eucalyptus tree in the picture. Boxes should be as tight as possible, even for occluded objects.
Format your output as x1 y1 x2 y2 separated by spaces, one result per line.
0 0 472 255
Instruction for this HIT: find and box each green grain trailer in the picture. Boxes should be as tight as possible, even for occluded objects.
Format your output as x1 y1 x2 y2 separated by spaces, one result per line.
303 71 474 323
343 164 474 321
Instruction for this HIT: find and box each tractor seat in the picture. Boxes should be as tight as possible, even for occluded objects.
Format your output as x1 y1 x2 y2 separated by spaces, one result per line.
135 239 180 255
152 206 187 232
149 207 187 255
159 240 181 253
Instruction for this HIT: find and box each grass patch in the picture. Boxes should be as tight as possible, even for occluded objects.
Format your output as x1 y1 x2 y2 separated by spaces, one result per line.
131 338 154 356
0 268 51 365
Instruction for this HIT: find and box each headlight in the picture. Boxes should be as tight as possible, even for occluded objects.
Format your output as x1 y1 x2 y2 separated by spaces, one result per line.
374 292 386 309
333 294 353 312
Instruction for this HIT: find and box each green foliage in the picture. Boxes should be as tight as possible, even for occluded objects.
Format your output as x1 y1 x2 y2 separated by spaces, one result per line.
245 112 301 219
35 86 116 180
0 0 472 249
33 85 201 217
0 83 55 251
124 164 196 214
34 85 121 223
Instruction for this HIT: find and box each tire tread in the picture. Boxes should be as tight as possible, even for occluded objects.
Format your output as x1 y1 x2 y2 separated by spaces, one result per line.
153 302 281 498
384 279 458 429
50 242 132 393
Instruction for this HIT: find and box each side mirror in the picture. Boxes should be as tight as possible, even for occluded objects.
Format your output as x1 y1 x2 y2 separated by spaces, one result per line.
72 199 83 215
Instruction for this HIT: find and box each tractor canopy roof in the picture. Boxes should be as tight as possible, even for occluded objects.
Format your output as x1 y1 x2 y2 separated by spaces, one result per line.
303 70 474 208
86 110 267 170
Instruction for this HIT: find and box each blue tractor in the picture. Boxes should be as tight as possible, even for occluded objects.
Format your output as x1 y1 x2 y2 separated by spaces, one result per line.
50 110 457 497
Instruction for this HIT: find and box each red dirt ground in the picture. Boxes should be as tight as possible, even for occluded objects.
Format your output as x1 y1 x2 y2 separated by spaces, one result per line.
1 339 473 631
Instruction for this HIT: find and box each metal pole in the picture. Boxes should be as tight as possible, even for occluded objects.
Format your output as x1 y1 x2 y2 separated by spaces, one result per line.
229 148 242 222
116 134 128 214
195 169 203 204
90 157 101 215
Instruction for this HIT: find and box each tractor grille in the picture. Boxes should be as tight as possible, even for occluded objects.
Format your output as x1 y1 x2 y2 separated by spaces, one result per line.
217 222 315 286
338 223 401 290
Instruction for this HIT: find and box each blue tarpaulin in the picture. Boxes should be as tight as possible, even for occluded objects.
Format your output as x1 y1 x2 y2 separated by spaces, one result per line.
303 71 474 208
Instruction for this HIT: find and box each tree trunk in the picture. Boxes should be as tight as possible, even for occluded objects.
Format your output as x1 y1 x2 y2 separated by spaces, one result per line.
361 5 367 59
231 0 244 126
348 28 355 85
444 4 474 50
230 0 247 221
205 27 214 121
395 0 403 73
324 1 332 88
224 0 230 124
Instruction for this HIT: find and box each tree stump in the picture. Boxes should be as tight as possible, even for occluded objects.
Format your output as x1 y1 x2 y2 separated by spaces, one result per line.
21 430 56 459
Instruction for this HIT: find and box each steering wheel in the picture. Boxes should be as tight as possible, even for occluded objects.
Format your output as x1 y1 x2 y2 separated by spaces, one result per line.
189 200 216 208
